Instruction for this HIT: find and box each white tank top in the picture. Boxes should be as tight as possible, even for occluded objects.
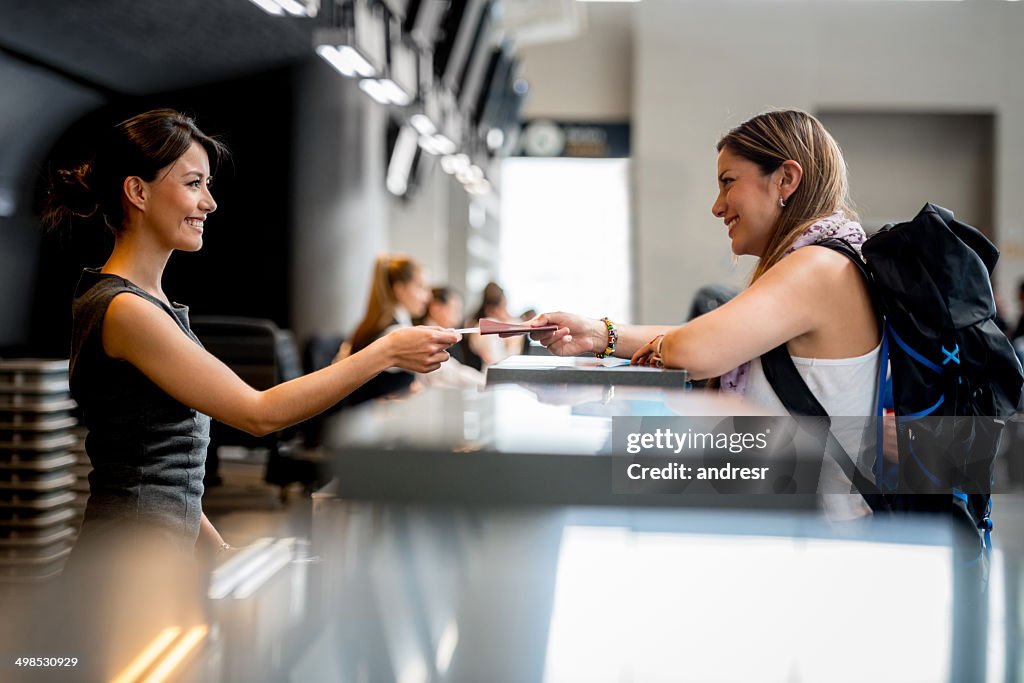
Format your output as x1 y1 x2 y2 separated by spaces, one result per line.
743 343 883 519
743 343 882 418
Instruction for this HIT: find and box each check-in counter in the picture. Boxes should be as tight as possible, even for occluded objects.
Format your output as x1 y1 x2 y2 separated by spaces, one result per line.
486 355 690 388
324 384 824 510
317 382 986 681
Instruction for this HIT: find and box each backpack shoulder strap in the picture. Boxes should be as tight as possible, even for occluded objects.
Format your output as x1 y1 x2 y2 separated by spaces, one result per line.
760 329 889 510
815 237 877 305
761 344 829 417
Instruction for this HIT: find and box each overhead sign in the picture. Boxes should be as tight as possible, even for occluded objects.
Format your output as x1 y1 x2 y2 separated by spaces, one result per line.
517 120 630 158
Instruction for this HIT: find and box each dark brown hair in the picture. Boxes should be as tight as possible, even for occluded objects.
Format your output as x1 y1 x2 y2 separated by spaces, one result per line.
716 109 856 284
471 282 506 322
44 108 228 234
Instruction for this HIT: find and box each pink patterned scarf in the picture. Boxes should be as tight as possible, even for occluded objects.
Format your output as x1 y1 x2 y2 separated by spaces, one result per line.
719 210 866 395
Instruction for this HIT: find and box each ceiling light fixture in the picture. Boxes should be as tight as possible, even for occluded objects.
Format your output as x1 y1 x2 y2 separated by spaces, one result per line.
248 0 319 17
313 1 384 78
315 43 376 77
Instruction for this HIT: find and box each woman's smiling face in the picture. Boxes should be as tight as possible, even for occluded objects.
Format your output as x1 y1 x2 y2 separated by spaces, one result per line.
141 141 217 252
711 147 781 257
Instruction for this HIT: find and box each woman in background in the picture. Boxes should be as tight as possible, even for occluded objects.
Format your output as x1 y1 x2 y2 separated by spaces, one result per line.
417 287 485 389
461 281 523 370
339 254 435 405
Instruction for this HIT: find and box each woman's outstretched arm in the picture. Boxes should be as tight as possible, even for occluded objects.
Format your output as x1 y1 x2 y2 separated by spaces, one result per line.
631 246 875 379
102 292 460 436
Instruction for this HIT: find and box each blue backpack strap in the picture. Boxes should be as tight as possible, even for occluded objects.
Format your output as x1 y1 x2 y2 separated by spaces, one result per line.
874 324 890 488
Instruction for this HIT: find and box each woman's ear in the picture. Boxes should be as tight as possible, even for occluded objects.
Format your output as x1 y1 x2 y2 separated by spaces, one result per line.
778 160 803 203
123 176 147 212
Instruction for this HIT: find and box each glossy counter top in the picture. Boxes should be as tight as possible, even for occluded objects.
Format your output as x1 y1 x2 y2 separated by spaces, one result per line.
485 355 690 387
324 384 818 509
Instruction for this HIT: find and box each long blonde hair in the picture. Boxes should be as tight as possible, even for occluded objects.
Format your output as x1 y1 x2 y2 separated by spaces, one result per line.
716 110 857 284
350 254 421 353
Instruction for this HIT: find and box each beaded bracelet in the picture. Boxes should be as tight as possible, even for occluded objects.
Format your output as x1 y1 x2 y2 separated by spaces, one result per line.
596 317 618 358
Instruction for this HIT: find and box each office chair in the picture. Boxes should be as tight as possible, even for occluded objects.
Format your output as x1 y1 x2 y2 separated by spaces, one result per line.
189 316 319 497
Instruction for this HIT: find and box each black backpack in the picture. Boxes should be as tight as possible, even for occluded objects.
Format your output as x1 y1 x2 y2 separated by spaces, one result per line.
762 203 1024 544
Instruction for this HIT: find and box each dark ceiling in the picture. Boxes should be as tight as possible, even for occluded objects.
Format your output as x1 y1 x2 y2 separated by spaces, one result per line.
0 0 318 94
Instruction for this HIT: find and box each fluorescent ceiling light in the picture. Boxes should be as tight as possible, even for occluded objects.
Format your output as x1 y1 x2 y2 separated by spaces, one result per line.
418 134 455 156
248 0 285 15
359 78 392 104
418 135 443 156
465 179 491 196
358 78 413 106
450 154 471 173
440 155 459 174
432 134 457 155
248 0 317 16
410 114 437 136
275 0 308 15
455 164 484 185
378 78 413 106
316 44 376 78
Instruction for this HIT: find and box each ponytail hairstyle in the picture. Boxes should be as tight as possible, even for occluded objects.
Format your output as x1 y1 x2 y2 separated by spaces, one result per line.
43 108 228 234
350 254 422 354
715 110 856 285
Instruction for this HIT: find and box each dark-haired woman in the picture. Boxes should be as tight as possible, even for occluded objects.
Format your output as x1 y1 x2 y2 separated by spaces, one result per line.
461 281 522 370
417 287 485 389
47 109 458 559
529 110 880 516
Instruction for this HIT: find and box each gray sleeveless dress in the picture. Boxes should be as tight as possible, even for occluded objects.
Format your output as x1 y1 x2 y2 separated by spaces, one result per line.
69 269 210 550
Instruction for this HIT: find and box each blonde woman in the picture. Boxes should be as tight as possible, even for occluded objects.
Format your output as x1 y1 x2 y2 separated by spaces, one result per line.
339 254 438 405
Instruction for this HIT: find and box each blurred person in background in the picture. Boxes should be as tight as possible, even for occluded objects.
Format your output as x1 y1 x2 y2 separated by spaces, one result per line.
338 254 448 405
416 287 485 388
461 281 524 370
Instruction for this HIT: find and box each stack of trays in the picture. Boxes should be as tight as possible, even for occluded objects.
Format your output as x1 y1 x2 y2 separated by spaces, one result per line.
0 359 80 583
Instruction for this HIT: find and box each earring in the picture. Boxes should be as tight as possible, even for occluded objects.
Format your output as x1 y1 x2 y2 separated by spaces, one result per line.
779 197 787 208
